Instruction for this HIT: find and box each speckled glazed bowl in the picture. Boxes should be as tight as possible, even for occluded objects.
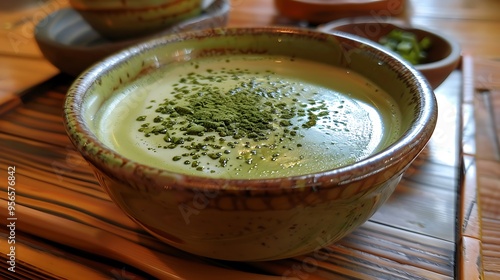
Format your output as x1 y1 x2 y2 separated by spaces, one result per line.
64 27 437 261
318 18 461 89
69 0 204 39
34 0 229 76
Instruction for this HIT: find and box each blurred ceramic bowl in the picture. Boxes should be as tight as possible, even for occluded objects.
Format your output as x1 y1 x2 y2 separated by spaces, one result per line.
64 27 437 261
319 17 461 89
273 0 406 24
68 0 205 39
34 0 229 76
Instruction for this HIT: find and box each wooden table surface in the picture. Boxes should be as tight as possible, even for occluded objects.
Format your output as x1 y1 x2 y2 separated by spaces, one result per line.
0 0 499 279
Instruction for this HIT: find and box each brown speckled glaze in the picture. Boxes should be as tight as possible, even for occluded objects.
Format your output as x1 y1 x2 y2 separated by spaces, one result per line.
69 0 204 39
64 27 437 261
35 0 229 76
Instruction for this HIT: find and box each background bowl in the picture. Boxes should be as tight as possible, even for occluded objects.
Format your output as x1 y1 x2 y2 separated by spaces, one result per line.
273 0 406 24
318 18 461 89
64 27 437 261
69 0 204 40
34 0 229 76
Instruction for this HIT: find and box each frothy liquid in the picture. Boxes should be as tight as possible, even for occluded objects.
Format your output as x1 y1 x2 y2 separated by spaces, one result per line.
95 55 401 179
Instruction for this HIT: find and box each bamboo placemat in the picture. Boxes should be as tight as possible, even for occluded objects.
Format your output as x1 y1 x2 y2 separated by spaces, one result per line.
0 62 479 279
470 56 500 280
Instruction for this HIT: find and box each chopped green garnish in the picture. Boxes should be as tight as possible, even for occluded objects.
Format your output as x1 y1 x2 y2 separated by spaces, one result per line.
378 29 432 65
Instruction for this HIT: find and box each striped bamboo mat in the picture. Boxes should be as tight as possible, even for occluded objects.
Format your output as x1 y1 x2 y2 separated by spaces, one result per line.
471 57 500 279
0 66 477 279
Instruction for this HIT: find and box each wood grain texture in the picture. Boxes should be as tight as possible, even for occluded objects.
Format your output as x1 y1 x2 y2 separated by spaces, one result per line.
472 57 500 280
0 66 464 279
3 0 499 278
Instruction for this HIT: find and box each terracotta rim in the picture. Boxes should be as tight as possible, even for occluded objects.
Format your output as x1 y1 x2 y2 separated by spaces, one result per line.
318 18 461 72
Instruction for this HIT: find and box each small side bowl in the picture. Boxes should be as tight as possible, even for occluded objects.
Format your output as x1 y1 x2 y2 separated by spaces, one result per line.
64 27 437 261
68 0 204 40
319 18 461 89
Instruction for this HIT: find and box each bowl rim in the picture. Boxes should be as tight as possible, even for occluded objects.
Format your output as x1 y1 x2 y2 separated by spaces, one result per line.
317 17 461 72
64 26 438 191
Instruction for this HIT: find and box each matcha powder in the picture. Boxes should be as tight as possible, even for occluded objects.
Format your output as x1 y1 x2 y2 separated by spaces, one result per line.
135 63 339 173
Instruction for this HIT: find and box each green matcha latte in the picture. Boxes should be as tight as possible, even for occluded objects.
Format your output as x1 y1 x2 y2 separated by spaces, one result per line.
95 55 402 179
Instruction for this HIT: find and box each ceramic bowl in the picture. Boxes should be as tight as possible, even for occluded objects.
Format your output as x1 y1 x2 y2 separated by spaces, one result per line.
318 18 461 89
34 0 229 76
64 27 437 261
68 0 204 39
274 0 406 24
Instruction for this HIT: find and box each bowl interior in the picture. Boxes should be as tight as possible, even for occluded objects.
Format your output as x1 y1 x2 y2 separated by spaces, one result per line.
66 27 436 188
